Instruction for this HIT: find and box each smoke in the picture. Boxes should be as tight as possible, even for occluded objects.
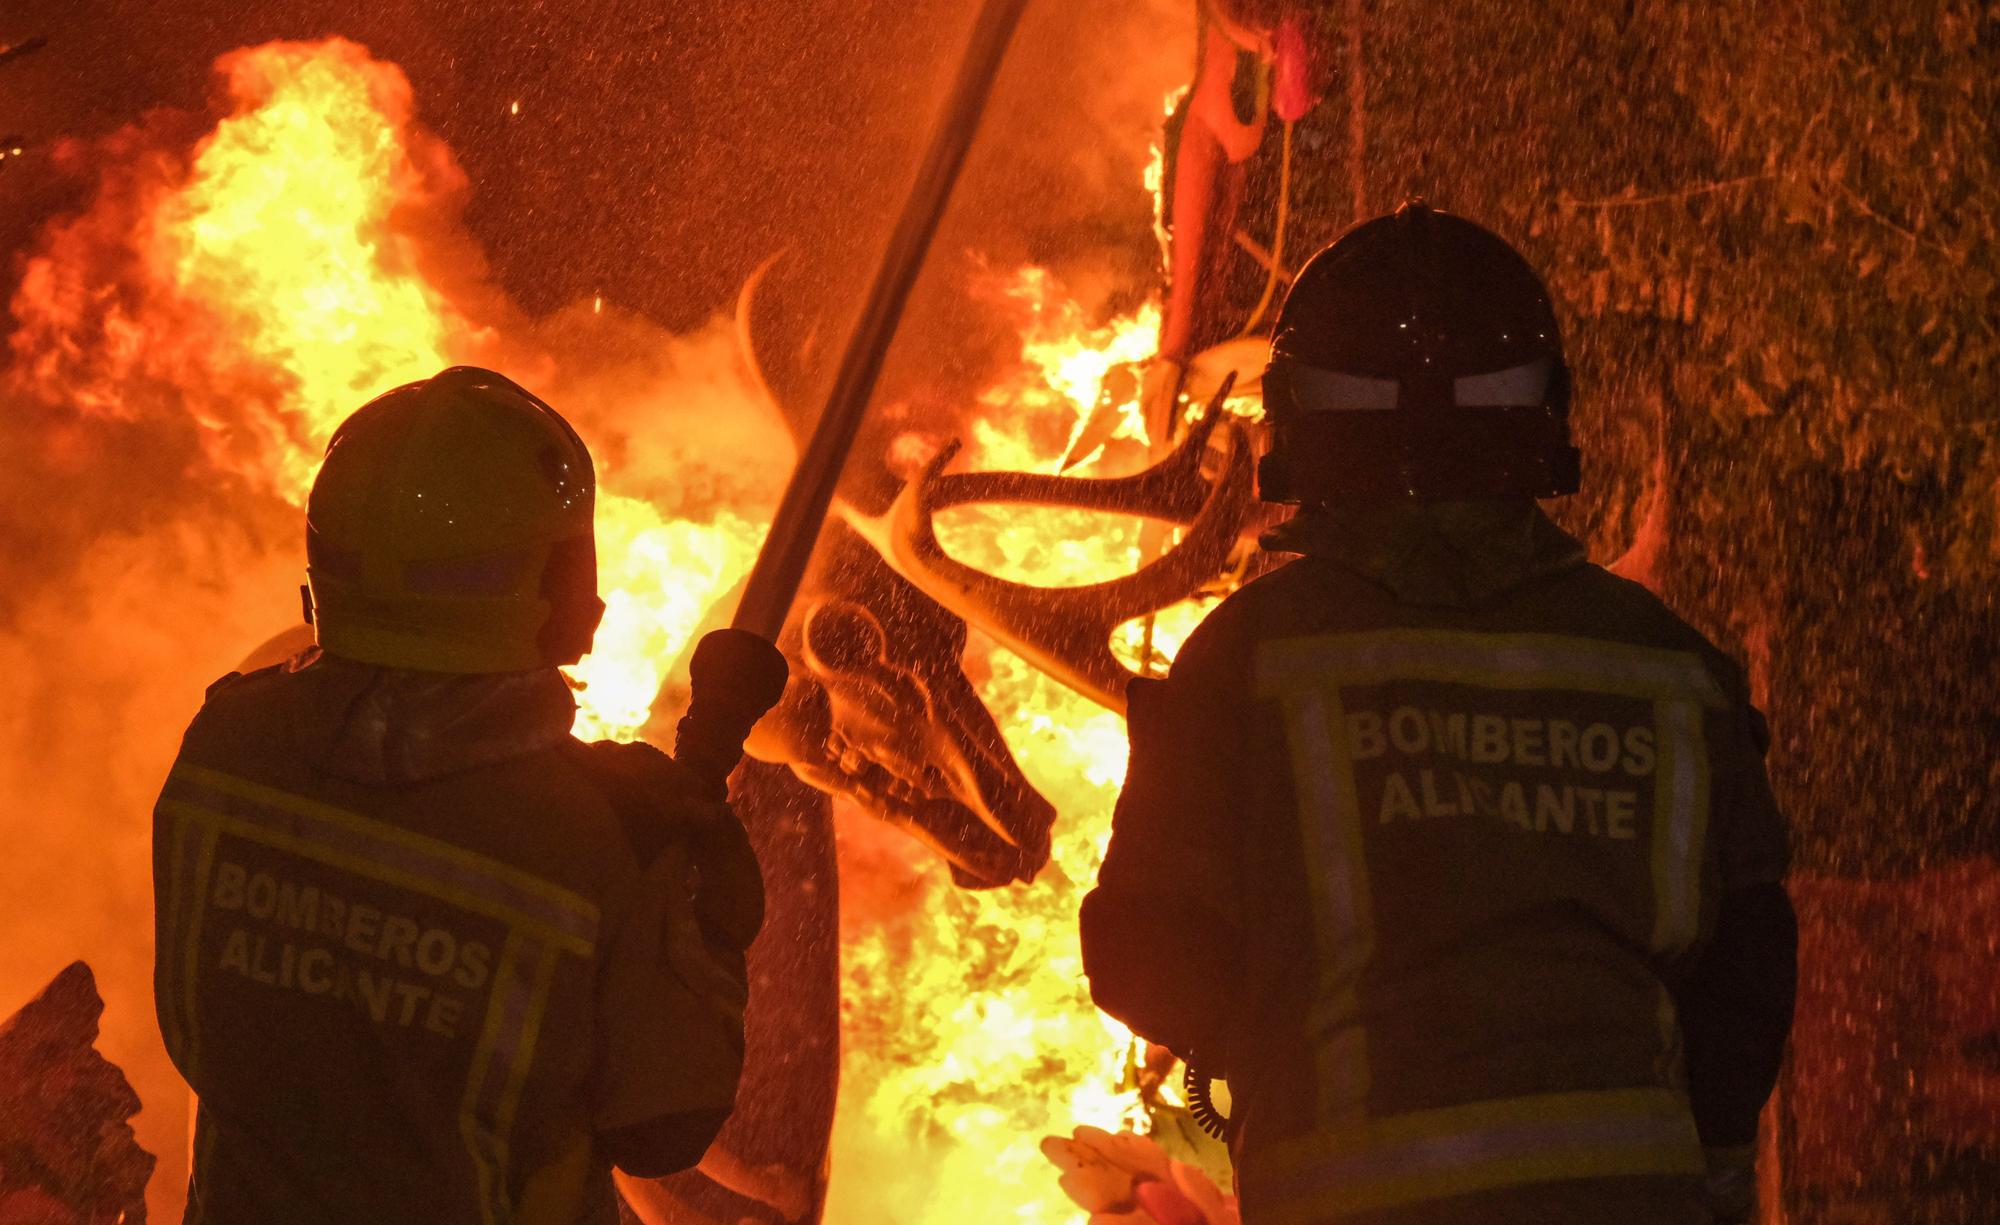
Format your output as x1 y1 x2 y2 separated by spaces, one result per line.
0 38 784 1220
1 4 1203 1217
0 96 304 1215
0 520 298 1219
872 0 1195 415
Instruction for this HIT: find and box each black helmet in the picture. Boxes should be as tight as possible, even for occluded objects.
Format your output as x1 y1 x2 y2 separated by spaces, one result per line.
1257 200 1580 505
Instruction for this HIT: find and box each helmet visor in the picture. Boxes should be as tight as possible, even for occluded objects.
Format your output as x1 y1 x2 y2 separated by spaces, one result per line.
1452 358 1554 408
1275 357 1553 415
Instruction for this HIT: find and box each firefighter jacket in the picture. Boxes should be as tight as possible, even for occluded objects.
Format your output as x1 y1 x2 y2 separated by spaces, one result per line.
152 651 763 1225
1082 502 1793 1225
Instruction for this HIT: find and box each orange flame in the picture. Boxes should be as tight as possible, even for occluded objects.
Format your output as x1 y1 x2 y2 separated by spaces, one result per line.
827 270 1224 1223
11 39 472 497
161 41 470 495
11 38 769 743
9 37 1216 1223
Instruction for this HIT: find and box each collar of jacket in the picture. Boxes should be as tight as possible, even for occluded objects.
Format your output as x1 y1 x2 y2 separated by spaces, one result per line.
1260 500 1589 610
287 650 580 785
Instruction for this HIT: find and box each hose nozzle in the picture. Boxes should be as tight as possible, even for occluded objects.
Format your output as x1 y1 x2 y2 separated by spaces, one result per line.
673 629 790 798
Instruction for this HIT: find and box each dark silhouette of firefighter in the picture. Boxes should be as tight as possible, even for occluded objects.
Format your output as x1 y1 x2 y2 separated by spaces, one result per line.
1083 204 1796 1224
151 367 787 1224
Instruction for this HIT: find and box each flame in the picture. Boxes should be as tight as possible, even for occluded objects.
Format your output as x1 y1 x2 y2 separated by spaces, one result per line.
827 648 1151 1223
11 37 1217 1223
828 267 1222 1224
9 38 764 744
570 503 764 741
997 266 1161 445
9 40 471 497
160 41 469 496
1147 86 1188 255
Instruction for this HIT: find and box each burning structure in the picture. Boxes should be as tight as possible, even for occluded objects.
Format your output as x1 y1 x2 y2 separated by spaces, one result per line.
0 963 153 1225
0 25 1218 1224
0 2 1994 1223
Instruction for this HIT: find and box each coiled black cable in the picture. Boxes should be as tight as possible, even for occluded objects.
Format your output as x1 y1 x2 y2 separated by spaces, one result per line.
1184 1061 1230 1141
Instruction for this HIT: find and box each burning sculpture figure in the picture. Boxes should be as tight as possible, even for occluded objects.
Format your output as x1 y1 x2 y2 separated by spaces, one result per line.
1083 203 1799 1224
622 272 1264 1224
1156 0 1340 374
1067 0 1343 467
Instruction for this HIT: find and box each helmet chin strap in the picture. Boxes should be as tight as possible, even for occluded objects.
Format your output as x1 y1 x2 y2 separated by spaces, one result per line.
1255 448 1295 504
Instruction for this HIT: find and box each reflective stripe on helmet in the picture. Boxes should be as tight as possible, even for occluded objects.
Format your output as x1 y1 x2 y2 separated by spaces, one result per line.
1279 357 1555 413
1285 364 1402 412
1243 1087 1703 1221
1453 357 1554 408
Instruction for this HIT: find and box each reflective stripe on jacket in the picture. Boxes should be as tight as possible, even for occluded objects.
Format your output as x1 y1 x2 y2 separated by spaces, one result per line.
1242 1087 1700 1222
1083 505 1787 1224
153 655 758 1225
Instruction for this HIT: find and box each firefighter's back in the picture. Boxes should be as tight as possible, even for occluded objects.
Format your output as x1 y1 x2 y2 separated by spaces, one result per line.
1212 548 1744 1224
151 367 787 1224
156 659 645 1225
1086 203 1791 1225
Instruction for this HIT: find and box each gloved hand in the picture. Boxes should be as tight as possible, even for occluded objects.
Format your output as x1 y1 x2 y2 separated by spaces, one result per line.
1703 1143 1758 1224
673 628 790 799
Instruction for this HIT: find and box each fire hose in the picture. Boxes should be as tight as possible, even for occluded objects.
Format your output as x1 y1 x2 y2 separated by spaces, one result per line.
726 0 1030 645
670 0 1030 785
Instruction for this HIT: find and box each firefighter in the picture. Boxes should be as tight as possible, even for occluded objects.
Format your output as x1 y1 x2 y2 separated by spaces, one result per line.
1082 203 1795 1224
152 367 788 1225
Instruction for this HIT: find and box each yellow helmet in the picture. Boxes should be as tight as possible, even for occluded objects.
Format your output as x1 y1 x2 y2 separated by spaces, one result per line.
304 366 603 673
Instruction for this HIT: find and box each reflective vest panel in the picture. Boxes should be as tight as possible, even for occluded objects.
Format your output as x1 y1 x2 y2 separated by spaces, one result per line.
156 762 600 1225
1249 630 1720 1213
